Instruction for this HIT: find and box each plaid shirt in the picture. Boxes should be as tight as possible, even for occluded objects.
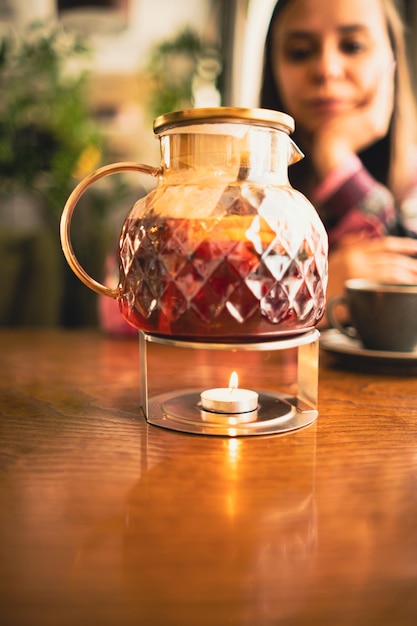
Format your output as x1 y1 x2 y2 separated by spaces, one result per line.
311 154 417 248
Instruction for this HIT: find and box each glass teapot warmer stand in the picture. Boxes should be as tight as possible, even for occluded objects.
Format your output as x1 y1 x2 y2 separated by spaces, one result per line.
139 330 319 437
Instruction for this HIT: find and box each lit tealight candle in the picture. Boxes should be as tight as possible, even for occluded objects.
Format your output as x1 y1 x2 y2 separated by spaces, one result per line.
200 371 258 414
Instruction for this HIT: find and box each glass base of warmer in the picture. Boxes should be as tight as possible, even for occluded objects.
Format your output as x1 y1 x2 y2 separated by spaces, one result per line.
138 329 320 437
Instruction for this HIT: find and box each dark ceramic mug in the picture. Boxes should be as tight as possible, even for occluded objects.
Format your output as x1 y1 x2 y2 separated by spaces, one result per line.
326 279 417 352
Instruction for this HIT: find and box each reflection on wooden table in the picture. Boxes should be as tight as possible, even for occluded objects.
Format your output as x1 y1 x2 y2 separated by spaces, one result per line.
1 329 417 626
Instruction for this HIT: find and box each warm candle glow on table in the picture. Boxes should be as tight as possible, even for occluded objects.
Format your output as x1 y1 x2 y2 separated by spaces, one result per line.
200 371 259 414
3 329 417 626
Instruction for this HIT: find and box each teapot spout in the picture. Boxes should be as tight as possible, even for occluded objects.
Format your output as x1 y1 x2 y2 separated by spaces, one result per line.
289 138 304 165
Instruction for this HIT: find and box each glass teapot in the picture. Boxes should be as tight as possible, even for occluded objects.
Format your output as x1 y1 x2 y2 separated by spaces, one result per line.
60 107 328 341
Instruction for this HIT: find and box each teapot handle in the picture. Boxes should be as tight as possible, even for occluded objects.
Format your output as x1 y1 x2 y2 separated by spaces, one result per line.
60 161 161 299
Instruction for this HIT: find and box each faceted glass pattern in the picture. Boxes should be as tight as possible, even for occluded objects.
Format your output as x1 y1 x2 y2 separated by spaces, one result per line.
118 182 328 341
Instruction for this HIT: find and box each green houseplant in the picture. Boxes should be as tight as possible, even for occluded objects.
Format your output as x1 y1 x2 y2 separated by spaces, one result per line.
145 27 204 119
0 21 119 326
144 26 222 120
0 21 104 218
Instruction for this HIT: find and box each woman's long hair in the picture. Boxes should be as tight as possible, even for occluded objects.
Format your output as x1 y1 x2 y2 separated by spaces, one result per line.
260 0 417 202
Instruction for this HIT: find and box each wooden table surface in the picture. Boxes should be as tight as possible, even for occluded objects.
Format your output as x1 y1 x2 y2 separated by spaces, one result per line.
1 328 417 626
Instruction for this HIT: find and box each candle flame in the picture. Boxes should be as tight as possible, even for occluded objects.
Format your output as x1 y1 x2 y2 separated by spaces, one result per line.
229 371 238 391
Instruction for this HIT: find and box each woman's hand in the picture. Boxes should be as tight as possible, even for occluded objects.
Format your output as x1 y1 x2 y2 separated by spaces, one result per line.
320 236 417 326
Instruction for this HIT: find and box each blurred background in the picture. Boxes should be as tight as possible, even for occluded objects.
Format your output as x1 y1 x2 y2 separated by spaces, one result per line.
0 0 416 327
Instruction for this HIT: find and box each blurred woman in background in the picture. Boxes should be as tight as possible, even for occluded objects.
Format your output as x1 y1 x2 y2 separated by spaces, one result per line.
260 0 417 304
